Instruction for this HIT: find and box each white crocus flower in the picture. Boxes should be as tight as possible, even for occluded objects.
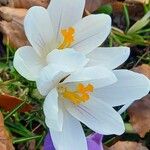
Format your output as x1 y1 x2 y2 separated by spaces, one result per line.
37 64 150 150
13 0 130 81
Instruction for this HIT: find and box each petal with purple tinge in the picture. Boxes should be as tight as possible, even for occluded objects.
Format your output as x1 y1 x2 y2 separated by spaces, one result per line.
44 132 55 150
87 133 103 150
44 132 104 150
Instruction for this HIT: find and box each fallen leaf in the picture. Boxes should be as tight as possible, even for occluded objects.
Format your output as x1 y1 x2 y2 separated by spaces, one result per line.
128 94 150 137
85 0 146 15
85 0 102 12
111 2 124 13
0 112 15 150
107 141 148 150
132 64 150 79
0 6 27 20
2 0 117 11
85 0 117 13
6 0 49 9
0 94 32 112
0 7 28 48
0 1 50 48
112 2 144 21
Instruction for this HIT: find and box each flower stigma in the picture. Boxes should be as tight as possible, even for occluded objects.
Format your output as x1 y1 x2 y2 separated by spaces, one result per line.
58 83 94 105
58 27 75 49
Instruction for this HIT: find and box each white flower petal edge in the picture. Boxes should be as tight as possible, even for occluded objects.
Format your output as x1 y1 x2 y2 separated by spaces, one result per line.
42 65 125 136
47 48 89 72
14 1 116 83
92 70 150 106
37 49 88 96
24 6 54 57
50 109 88 150
44 88 63 131
13 46 45 81
36 64 69 96
47 0 85 41
64 96 125 135
72 14 111 54
63 65 117 88
87 47 130 69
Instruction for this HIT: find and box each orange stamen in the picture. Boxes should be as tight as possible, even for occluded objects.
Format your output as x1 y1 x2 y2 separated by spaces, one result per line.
62 83 94 105
58 27 75 49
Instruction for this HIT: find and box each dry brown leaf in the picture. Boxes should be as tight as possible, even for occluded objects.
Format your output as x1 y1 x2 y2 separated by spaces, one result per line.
0 0 50 48
0 6 27 21
112 2 144 20
107 141 148 150
0 20 27 48
111 2 124 13
85 0 102 12
0 7 28 48
85 0 117 13
3 0 118 11
7 0 49 9
0 94 32 112
128 94 150 137
0 112 15 150
132 64 150 79
85 0 147 14
129 64 150 137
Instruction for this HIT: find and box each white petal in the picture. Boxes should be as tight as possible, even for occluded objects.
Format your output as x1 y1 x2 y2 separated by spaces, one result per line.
63 66 117 88
50 110 87 150
47 0 85 41
13 46 45 81
24 6 54 57
93 70 150 106
47 48 88 72
72 14 111 54
36 64 69 96
44 88 63 131
87 47 130 69
65 97 125 135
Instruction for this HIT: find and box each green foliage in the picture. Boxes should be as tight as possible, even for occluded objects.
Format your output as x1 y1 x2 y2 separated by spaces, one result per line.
96 4 113 15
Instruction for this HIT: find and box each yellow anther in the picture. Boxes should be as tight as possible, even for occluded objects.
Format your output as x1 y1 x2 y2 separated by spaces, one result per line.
58 27 75 49
63 91 81 105
81 93 89 101
77 83 85 93
62 83 94 105
77 83 94 93
85 84 94 92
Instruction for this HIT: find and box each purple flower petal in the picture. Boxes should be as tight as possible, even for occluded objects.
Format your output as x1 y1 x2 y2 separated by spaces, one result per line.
44 132 103 150
44 132 55 150
87 133 103 150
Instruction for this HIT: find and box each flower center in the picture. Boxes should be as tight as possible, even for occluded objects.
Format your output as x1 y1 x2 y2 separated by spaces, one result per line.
58 27 75 49
58 83 94 105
